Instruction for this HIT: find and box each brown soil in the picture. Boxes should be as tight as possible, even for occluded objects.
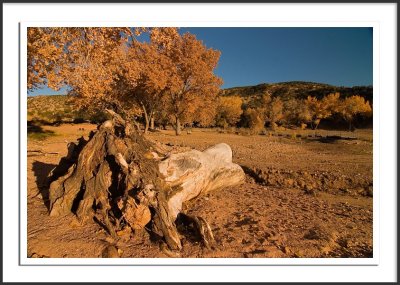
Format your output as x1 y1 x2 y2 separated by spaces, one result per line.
27 124 373 258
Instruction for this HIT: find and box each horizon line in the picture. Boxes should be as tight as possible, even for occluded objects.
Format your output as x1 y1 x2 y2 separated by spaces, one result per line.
27 80 373 97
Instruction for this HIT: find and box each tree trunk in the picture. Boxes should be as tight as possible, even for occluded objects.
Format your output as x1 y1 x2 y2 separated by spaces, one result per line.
150 116 155 130
313 118 320 130
349 120 354 132
270 122 277 131
142 104 150 134
175 116 181 136
47 111 244 251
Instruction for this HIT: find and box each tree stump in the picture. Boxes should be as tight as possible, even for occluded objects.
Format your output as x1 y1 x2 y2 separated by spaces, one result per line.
47 110 245 251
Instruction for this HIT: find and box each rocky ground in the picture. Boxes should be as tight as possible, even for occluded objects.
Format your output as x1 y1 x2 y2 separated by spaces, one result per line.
27 124 373 258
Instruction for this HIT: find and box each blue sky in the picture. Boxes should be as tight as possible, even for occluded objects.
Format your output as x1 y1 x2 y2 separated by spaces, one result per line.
28 27 372 96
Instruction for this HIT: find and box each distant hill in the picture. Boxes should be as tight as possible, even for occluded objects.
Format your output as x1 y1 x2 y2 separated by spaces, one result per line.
28 95 74 122
221 81 373 103
27 95 107 124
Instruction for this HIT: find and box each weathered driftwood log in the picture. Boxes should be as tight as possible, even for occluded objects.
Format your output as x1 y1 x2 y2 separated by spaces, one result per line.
47 111 245 251
159 143 245 220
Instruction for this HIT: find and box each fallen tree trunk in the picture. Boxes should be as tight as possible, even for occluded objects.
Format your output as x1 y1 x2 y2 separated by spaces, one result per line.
159 143 245 219
47 111 245 251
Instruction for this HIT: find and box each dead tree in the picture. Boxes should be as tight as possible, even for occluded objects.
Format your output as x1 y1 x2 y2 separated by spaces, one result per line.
47 110 245 251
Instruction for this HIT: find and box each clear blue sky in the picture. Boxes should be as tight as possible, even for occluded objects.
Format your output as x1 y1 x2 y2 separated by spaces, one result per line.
28 27 372 96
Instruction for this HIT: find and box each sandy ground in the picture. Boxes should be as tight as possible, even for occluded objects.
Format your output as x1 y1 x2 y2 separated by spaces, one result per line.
27 124 373 258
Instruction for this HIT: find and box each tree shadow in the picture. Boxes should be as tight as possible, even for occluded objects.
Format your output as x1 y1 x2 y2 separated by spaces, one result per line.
28 121 55 134
31 161 57 211
314 136 358 144
28 121 56 140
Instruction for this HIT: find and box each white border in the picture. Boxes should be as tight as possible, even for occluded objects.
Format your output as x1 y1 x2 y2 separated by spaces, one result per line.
4 3 396 282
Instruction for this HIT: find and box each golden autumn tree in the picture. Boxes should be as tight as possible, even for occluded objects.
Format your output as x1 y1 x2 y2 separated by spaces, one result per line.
283 98 304 127
191 94 219 127
28 27 139 116
242 108 265 131
296 93 341 130
265 97 284 130
162 32 223 135
304 93 341 130
339 95 372 131
124 28 180 133
215 96 243 128
322 92 341 113
241 92 270 130
27 27 65 90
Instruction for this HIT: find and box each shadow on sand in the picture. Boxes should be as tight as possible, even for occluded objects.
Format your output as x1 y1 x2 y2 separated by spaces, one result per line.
32 161 57 211
314 135 358 144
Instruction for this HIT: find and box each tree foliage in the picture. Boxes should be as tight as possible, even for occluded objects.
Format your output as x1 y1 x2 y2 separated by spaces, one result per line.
27 27 223 135
161 32 223 135
216 96 243 128
28 28 133 97
339 95 372 131
241 108 265 131
265 97 284 130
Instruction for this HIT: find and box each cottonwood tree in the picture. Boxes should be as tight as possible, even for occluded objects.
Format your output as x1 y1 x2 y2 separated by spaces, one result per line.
28 27 138 115
28 27 65 90
162 32 223 135
322 92 341 113
242 108 265 131
303 93 340 130
296 93 341 130
265 97 284 130
123 28 180 133
303 96 325 129
215 96 243 128
282 98 303 127
297 102 313 128
339 95 372 131
192 96 219 127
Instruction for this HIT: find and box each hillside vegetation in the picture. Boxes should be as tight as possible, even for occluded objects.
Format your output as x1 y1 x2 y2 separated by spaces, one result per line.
221 81 372 102
28 81 373 131
27 95 107 124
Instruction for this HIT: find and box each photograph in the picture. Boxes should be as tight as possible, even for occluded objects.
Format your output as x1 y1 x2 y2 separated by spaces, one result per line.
2 1 396 283
26 26 374 259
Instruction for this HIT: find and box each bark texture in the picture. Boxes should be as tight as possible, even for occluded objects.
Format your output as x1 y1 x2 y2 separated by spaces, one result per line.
48 111 245 250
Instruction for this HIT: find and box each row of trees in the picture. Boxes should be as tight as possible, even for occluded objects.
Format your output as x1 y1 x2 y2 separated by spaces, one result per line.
215 92 372 131
28 27 372 134
28 27 222 135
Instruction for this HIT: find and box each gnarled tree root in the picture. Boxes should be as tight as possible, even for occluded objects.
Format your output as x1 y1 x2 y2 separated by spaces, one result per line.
177 213 215 249
47 110 245 251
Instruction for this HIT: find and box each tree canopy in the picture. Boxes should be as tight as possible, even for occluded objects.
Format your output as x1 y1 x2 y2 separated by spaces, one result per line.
27 27 222 135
